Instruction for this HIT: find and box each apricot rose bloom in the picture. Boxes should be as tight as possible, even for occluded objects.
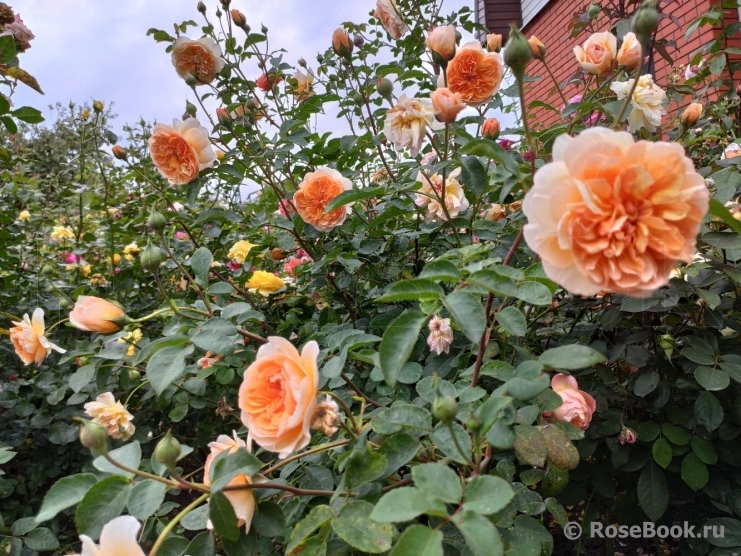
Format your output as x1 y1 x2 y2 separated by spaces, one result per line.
445 41 504 106
375 0 408 40
616 32 641 70
84 392 135 441
247 271 285 296
574 31 616 74
171 36 225 84
74 516 146 556
70 296 127 334
383 95 442 157
149 118 216 185
238 336 320 458
610 74 666 133
522 128 709 297
293 167 352 231
430 88 466 123
550 374 596 430
415 168 470 222
681 102 703 127
204 432 256 531
10 308 65 365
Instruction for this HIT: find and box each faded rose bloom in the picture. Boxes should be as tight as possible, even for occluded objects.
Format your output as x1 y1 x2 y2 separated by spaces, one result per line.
204 432 255 530
1 14 33 50
311 396 340 436
199 353 221 370
415 168 470 222
171 36 225 84
522 127 709 297
430 88 466 123
550 374 596 430
73 516 146 556
50 226 75 241
426 25 456 61
148 118 216 185
427 315 453 354
445 41 504 106
574 31 617 74
611 74 666 133
618 427 638 445
383 95 442 157
375 0 408 39
484 203 506 222
616 32 641 70
84 392 135 440
293 167 353 231
10 308 65 365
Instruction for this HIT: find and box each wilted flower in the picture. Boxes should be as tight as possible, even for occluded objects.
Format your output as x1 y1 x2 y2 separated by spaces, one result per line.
610 74 666 133
383 95 442 157
1 14 33 51
198 351 222 368
123 242 140 262
50 226 75 241
148 118 216 185
445 42 504 106
10 308 65 365
171 36 225 84
375 0 408 39
89 273 108 288
293 167 352 231
618 427 638 445
84 392 135 440
427 315 453 354
549 374 596 430
247 271 285 296
311 396 341 437
574 31 616 74
415 168 470 222
228 240 256 264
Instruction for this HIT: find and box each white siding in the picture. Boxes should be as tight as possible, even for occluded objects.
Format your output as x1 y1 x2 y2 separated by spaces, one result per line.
521 0 550 26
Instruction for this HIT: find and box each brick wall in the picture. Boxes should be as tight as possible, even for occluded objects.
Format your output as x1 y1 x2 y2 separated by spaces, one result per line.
520 0 720 128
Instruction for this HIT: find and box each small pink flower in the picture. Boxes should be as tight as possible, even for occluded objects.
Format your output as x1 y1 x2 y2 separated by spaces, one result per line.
114 267 121 275
174 231 188 240
427 315 453 355
522 151 533 162
498 138 515 151
283 256 309 276
61 252 78 264
2 14 34 51
549 373 596 430
278 199 296 218
227 261 241 271
8 373 19 381
618 427 638 445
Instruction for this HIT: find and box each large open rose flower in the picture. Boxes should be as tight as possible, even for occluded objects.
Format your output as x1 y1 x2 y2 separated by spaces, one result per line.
204 432 256 531
549 374 596 430
445 41 504 106
375 0 408 39
611 74 666 133
415 168 470 222
10 308 65 365
74 516 146 556
70 296 127 334
148 118 216 185
293 167 352 231
171 36 225 84
522 128 709 297
383 95 442 157
238 336 319 458
574 31 617 74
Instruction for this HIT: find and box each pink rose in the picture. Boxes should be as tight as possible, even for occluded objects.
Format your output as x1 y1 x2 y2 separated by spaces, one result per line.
2 14 34 51
550 373 596 430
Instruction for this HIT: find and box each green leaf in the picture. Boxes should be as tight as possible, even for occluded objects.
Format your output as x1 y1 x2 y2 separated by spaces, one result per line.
331 500 393 554
378 434 420 477
538 424 580 470
695 391 724 432
681 453 709 491
344 444 387 489
286 505 333 555
442 291 486 344
496 306 527 336
24 528 59 552
431 422 472 464
461 138 520 177
376 279 444 302
0 35 16 64
379 310 428 386
370 487 446 523
208 448 262 492
147 344 194 395
661 423 689 445
93 442 142 478
12 107 45 124
371 404 432 436
418 260 462 282
709 198 741 234
252 502 285 537
476 395 515 436
695 367 730 391
186 532 215 556
324 186 383 213
191 318 239 356
190 247 213 288
703 517 741 547
127 480 166 520
691 436 718 465
467 269 519 297
515 281 552 306
69 364 96 392
75 476 131 540
513 424 548 467
634 370 660 397
209 491 239 542
539 345 606 370
36 473 97 523
637 463 669 522
389 525 443 556
463 475 514 515
412 463 462 504
453 509 504 556
652 438 672 469
460 156 488 196
703 232 741 250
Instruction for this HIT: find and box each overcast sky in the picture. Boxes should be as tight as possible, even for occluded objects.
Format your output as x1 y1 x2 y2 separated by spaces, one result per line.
13 0 473 134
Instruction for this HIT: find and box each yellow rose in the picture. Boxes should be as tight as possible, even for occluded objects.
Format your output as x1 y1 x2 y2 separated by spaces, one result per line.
247 271 285 296
18 210 30 221
50 226 75 241
228 240 256 264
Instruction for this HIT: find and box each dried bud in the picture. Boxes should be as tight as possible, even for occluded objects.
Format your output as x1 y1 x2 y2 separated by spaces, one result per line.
482 118 500 141
528 36 546 61
0 3 15 25
154 431 181 470
433 394 458 425
332 28 353 60
78 419 109 453
141 243 166 272
230 9 247 28
270 248 286 260
220 0 231 7
353 33 364 48
197 1 207 13
618 427 638 445
681 102 703 127
486 33 502 53
376 77 394 98
632 0 660 45
147 207 167 231
503 25 532 80
111 145 128 161
93 100 105 113
311 396 341 437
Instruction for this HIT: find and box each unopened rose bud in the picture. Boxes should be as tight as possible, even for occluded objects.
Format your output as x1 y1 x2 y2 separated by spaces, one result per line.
503 25 532 80
618 427 638 445
270 248 286 260
93 100 104 113
486 33 502 53
298 57 307 68
41 264 54 275
197 1 207 13
185 100 198 117
332 28 353 60
147 207 167 231
528 36 546 61
466 415 481 432
216 107 231 128
316 54 324 64
353 33 364 48
681 102 703 127
78 419 109 453
482 118 500 140
220 0 230 7
111 145 128 161
433 394 458 425
376 77 393 98
154 431 181 470
588 3 601 19
261 24 268 34
659 333 675 351
427 25 457 64
230 9 246 28
184 73 199 87
141 243 166 272
633 0 660 45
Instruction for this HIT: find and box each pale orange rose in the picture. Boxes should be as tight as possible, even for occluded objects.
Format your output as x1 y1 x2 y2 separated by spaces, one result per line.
481 117 500 140
171 36 225 85
293 167 352 232
69 296 127 334
681 102 703 127
375 0 408 39
204 432 256 530
574 31 617 74
238 337 319 458
616 32 641 70
148 118 216 185
445 41 504 106
550 374 596 430
426 25 456 62
528 36 546 60
430 88 466 123
522 128 709 297
486 33 502 53
10 308 65 365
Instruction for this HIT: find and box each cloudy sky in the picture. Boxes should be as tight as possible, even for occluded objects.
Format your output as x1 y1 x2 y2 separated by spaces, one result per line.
13 0 473 133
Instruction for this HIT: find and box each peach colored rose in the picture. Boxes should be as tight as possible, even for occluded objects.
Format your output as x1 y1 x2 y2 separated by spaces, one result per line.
238 336 319 458
430 88 465 123
10 308 65 365
375 0 408 40
681 103 703 127
203 432 256 530
256 72 283 92
84 392 135 440
148 118 216 185
383 95 442 157
528 36 546 60
332 28 353 58
484 203 506 221
75 516 146 556
482 117 500 140
486 33 502 53
69 296 127 334
293 167 352 231
522 128 709 297
550 373 596 430
445 41 504 106
574 31 617 74
426 25 456 62
616 32 641 70
171 36 225 85
415 168 469 222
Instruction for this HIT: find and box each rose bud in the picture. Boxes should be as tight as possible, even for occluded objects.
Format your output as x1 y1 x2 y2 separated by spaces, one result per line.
111 145 128 161
528 36 546 61
482 117 500 140
93 100 104 113
486 33 502 53
69 296 129 334
430 87 465 123
503 25 532 79
332 28 353 60
197 1 207 13
376 77 394 98
681 102 703 127
426 25 457 63
230 9 247 29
